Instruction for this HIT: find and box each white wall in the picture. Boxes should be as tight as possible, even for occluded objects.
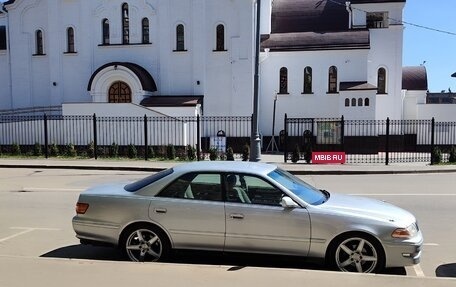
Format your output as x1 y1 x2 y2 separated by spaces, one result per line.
417 104 456 122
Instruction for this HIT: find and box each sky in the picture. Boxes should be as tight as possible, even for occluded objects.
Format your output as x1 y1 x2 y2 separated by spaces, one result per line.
403 0 456 92
1 0 455 92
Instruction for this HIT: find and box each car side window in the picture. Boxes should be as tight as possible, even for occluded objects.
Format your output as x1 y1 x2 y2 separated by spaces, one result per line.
225 174 284 206
157 173 222 202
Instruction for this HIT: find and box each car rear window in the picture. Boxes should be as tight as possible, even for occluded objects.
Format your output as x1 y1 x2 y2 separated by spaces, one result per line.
124 168 174 192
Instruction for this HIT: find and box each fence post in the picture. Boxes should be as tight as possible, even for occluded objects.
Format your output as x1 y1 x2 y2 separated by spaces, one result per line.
43 113 48 159
430 117 435 165
93 113 98 160
144 114 148 161
196 114 201 161
340 115 345 152
385 117 390 165
284 113 288 163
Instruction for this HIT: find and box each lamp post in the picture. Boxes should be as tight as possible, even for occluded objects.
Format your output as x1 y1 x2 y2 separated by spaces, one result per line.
250 0 262 161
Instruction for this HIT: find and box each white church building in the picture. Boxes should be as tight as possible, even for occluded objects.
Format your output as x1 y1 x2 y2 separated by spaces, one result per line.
0 0 453 137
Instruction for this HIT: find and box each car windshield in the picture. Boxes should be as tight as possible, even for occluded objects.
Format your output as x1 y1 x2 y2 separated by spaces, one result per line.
125 168 173 192
268 168 327 205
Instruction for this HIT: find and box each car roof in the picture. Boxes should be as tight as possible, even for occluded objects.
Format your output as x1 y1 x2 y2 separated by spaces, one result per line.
172 161 278 176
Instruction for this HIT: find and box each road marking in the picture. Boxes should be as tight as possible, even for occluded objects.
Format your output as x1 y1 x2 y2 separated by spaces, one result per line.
413 264 425 277
0 227 60 243
423 243 439 246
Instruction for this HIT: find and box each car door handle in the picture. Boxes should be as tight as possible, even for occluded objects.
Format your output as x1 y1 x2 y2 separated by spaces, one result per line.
154 208 167 214
230 213 244 220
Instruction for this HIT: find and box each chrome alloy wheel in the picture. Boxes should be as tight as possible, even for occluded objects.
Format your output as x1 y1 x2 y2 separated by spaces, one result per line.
335 237 379 273
125 229 163 262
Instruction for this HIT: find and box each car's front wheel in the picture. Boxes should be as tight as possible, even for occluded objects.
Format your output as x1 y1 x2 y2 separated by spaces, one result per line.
122 226 170 262
329 235 385 273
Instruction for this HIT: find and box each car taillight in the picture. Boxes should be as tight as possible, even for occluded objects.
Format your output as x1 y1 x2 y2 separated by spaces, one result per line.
76 202 89 214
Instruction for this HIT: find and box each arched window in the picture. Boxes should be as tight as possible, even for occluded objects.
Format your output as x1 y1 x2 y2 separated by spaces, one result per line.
216 24 225 51
365 98 370 106
328 66 338 93
121 3 129 44
176 24 185 51
109 81 132 103
345 98 350 107
279 67 288 94
142 18 150 44
102 19 110 45
35 30 44 55
303 66 312 94
377 67 386 94
351 98 356 106
66 27 75 53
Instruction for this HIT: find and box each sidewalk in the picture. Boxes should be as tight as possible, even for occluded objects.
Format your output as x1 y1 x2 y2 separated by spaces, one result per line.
1 154 456 174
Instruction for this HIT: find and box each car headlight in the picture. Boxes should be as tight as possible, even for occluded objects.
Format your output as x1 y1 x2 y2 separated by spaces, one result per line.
392 223 418 239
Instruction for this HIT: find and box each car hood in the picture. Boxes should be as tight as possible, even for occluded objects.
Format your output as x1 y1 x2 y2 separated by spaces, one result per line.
320 192 416 226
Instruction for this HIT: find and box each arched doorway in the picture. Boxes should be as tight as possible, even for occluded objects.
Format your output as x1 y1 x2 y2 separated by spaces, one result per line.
108 81 132 103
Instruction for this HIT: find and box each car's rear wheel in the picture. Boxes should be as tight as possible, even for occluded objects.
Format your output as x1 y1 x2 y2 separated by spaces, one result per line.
123 226 170 262
329 235 385 273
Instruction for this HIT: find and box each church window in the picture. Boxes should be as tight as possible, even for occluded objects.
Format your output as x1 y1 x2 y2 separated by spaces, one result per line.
367 12 388 28
215 24 225 51
142 18 150 44
303 66 312 94
377 67 387 94
109 81 132 103
122 3 130 44
279 67 288 94
102 19 110 45
35 30 44 55
351 98 356 106
66 27 75 53
176 24 185 51
0 26 6 50
328 66 338 93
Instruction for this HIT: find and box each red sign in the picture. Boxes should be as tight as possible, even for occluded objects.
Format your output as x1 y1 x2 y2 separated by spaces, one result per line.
312 152 346 164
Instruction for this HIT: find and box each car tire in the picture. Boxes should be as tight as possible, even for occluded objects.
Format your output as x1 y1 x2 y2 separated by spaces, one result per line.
328 234 385 273
121 225 170 262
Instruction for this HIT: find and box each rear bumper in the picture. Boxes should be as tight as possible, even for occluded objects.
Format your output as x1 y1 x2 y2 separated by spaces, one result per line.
72 216 120 246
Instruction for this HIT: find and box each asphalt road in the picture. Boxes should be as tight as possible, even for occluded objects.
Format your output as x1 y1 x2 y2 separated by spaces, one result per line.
0 168 455 286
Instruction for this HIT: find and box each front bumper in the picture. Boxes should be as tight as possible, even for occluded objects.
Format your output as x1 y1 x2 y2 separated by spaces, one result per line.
384 231 423 268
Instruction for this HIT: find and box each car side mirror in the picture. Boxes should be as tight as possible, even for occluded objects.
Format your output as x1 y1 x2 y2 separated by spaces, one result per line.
280 196 300 208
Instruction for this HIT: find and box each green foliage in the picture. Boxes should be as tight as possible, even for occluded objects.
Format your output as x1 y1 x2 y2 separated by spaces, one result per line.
33 142 43 157
11 143 21 156
186 145 196 161
242 144 250 161
431 147 442 164
291 145 300 163
87 141 95 158
449 146 456 163
49 143 59 157
226 147 235 161
127 144 138 159
109 142 119 158
148 146 156 159
209 148 218 161
65 143 77 157
166 144 176 160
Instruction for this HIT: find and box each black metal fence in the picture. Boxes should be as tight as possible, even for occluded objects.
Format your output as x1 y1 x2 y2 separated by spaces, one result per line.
283 114 456 164
0 114 252 160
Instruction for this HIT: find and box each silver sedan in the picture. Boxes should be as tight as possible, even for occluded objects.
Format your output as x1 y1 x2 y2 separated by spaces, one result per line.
72 161 423 273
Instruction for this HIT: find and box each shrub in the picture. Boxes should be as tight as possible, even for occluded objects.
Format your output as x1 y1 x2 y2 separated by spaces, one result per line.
449 146 456 163
49 143 59 157
186 145 196 161
166 144 176 160
242 144 250 161
65 143 77 157
209 148 218 161
431 147 442 164
127 144 138 159
291 145 300 163
226 147 235 161
87 141 95 158
109 142 119 158
33 142 43 157
148 146 156 159
11 143 21 156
